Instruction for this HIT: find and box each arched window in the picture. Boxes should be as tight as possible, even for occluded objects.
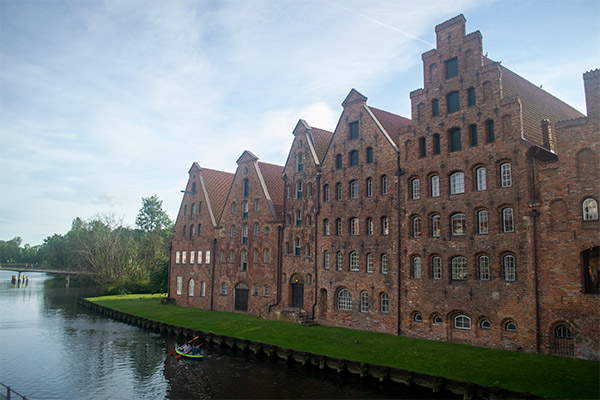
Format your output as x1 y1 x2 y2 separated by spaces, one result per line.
336 252 343 271
419 137 427 157
296 152 304 172
503 254 516 281
500 163 512 187
231 202 237 214
296 181 303 199
582 198 599 221
502 207 514 232
350 180 359 199
336 182 342 201
381 216 389 235
323 219 330 236
505 321 517 332
478 255 490 280
323 184 330 202
480 319 491 330
380 292 389 313
430 175 440 197
188 279 195 297
367 217 374 235
349 251 359 271
323 250 331 270
190 225 195 237
450 171 465 194
451 256 467 280
433 315 443 325
476 167 486 191
381 254 388 274
469 124 478 147
294 238 301 256
360 291 369 313
242 201 248 219
411 178 420 200
478 210 489 234
349 121 359 139
411 216 422 238
432 256 442 280
337 288 352 311
241 224 248 244
242 178 249 198
454 315 471 329
413 312 423 322
336 154 343 169
349 150 359 166
350 217 359 235
412 256 422 279
366 177 373 197
381 175 388 195
366 253 374 273
451 213 466 236
240 250 248 271
336 218 342 236
552 324 574 357
431 214 441 237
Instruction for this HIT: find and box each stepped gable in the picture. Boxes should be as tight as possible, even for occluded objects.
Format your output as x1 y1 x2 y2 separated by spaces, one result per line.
368 106 411 144
309 127 334 163
200 167 234 223
500 65 584 146
258 161 285 219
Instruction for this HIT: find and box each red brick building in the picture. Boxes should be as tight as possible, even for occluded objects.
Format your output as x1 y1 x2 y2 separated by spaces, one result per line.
168 15 599 359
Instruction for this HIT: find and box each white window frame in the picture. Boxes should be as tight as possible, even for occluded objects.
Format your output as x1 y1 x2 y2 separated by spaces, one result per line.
450 172 465 194
504 254 516 281
350 180 359 199
583 198 599 221
451 256 467 280
337 288 352 311
360 291 369 313
430 175 440 198
349 251 359 271
432 256 442 280
478 255 490 280
411 178 420 200
502 207 514 232
176 276 183 296
476 167 487 191
454 315 471 330
500 163 512 187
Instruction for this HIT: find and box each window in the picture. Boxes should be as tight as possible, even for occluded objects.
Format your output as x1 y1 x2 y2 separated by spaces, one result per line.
381 254 388 274
254 223 259 236
337 289 352 311
175 251 181 264
323 219 330 236
451 257 467 280
411 178 420 200
190 225 195 237
478 255 490 280
502 207 514 232
350 180 359 199
201 282 206 297
231 202 236 214
336 154 343 169
263 248 270 263
433 315 443 325
366 147 373 163
411 216 422 238
380 293 389 313
229 250 235 263
450 172 465 194
360 291 369 312
349 251 359 271
451 213 466 236
553 324 574 356
433 134 441 155
220 282 228 296
367 217 374 235
454 315 471 330
349 121 359 139
486 120 495 143
432 256 442 280
295 210 302 226
242 178 249 198
305 244 311 257
252 285 259 297
220 250 225 263
336 182 342 201
505 322 517 332
349 150 359 166
381 175 388 195
366 178 373 197
263 286 270 297
296 152 304 172
412 256 422 279
413 313 423 322
445 57 458 79
469 124 478 147
431 98 439 116
230 224 236 237
324 184 330 202
419 137 427 157
467 87 476 106
296 181 303 199
503 254 516 281
431 214 441 237
323 250 331 270
478 210 489 234
294 238 301 257
449 128 461 152
447 91 460 113
306 215 311 226
287 185 292 199
182 226 186 237
240 250 248 271
190 250 195 264
582 198 598 220
430 175 440 197
182 251 187 264
476 167 486 191
381 216 389 235
500 163 512 187
480 319 491 330
176 276 183 295
350 218 359 236
198 201 203 213
307 183 313 197
336 218 342 236
198 224 202 236
241 224 248 244
366 253 374 273
242 201 248 218
336 251 343 271
191 203 195 215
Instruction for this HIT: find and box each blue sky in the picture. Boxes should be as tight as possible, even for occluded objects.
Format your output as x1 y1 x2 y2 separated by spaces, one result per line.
1 0 599 246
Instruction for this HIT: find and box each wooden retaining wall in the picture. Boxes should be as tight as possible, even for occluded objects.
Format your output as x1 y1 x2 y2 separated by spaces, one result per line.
78 299 536 399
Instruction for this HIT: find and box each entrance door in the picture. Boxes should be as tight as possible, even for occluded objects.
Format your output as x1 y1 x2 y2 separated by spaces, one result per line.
234 283 249 312
291 283 304 308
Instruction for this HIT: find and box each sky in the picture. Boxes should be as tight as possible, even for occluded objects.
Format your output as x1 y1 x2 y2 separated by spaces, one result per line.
1 0 599 246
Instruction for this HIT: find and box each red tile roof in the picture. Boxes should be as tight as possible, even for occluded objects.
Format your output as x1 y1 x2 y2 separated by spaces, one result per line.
500 65 584 146
258 161 285 220
310 127 334 163
368 106 412 144
200 167 234 223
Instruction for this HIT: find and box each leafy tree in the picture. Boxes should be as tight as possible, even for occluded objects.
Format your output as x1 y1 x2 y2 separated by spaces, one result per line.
135 195 172 232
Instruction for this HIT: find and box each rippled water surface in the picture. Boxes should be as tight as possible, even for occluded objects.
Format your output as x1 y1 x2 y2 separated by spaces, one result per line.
0 271 449 399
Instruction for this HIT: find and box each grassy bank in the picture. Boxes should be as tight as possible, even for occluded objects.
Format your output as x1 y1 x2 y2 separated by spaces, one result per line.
88 294 599 399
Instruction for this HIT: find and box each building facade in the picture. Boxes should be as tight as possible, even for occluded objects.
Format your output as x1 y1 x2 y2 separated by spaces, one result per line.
168 15 599 360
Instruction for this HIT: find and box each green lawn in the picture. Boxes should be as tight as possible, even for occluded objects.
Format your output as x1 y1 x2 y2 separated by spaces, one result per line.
88 294 599 399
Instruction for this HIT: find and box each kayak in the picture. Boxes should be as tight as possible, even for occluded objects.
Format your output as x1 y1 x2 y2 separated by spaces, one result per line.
175 347 204 359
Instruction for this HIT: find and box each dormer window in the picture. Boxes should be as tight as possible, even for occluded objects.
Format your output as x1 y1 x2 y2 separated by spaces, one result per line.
445 57 458 79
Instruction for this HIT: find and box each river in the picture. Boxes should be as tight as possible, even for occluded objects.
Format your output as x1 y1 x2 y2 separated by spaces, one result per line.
0 271 449 399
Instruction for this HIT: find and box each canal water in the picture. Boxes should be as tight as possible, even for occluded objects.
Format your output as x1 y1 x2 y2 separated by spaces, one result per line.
0 271 448 399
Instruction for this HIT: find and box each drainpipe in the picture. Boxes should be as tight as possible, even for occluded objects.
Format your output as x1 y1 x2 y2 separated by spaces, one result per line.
527 149 541 353
210 238 217 311
167 241 172 298
311 172 322 319
397 154 404 336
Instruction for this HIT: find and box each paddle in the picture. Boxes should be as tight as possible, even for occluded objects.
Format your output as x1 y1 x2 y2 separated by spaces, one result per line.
170 336 200 356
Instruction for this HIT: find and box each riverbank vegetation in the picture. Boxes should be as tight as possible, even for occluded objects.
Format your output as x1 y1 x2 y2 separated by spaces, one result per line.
89 294 599 399
1 195 172 294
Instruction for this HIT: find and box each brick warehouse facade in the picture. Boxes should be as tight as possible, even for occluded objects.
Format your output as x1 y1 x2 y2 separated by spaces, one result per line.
168 15 599 360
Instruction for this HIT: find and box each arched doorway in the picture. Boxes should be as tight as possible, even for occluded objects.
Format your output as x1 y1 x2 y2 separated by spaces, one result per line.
552 323 574 357
234 282 249 312
290 274 304 308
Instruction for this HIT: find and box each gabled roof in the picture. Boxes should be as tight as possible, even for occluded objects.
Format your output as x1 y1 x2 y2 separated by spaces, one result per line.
198 166 234 226
258 161 285 220
368 106 412 144
310 127 334 163
342 88 368 107
500 65 584 146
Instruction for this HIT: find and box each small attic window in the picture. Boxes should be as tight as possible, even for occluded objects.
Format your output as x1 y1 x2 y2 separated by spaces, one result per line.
445 57 458 79
244 167 248 174
349 121 359 140
299 140 303 147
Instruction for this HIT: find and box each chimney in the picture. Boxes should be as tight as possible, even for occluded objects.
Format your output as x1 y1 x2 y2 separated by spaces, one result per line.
583 69 600 118
541 119 554 152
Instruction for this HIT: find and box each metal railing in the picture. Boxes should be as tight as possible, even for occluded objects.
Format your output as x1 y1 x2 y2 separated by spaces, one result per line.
0 383 27 400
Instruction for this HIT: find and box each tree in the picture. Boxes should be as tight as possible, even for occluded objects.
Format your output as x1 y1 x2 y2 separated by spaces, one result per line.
135 195 172 233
